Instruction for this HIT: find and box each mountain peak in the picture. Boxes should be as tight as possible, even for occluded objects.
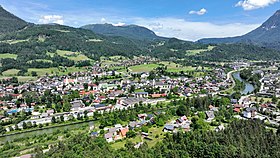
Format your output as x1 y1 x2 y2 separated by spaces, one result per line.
260 9 280 31
0 6 28 33
81 23 164 41
198 9 280 50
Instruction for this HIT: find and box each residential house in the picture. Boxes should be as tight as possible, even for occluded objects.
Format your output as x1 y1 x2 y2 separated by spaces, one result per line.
70 100 85 111
163 124 175 132
104 133 113 143
243 107 257 118
205 111 215 122
134 92 149 98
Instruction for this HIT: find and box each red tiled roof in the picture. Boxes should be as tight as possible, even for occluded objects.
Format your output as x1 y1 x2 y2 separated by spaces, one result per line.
233 108 241 113
120 127 129 137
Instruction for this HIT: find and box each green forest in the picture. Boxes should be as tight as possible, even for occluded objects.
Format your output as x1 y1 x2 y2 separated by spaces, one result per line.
39 120 280 158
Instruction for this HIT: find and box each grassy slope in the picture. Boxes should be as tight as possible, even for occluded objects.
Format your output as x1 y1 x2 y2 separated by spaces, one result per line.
0 53 18 59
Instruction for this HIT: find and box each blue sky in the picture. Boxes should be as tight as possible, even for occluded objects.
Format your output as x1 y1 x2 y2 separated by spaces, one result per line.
1 0 280 41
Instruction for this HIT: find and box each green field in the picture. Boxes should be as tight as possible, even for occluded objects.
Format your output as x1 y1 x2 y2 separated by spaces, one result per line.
1 39 29 44
47 52 55 57
160 62 198 72
2 69 20 76
130 64 159 72
27 67 87 76
186 45 215 56
128 62 211 73
27 59 53 63
56 50 92 62
111 126 165 149
87 39 103 42
0 53 18 59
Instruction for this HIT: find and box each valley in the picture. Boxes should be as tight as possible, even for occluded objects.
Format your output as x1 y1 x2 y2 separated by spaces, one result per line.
0 3 280 158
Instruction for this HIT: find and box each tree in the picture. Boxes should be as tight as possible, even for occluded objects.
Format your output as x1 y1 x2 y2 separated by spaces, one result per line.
15 124 19 130
129 85 135 93
27 122 32 128
77 113 82 120
126 130 137 138
22 122 27 129
34 146 43 158
141 126 149 133
33 121 37 127
60 115 64 122
51 116 56 124
83 83 89 90
8 126 14 132
272 95 278 104
176 105 189 116
63 101 71 112
84 111 89 120
0 125 6 134
31 71 38 77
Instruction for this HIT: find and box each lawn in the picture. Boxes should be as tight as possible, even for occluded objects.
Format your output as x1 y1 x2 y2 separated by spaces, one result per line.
111 126 165 150
251 97 272 103
2 69 20 76
56 50 92 62
87 39 103 42
27 67 87 76
111 136 142 150
1 39 29 44
27 59 53 63
160 61 210 73
129 64 159 72
47 52 55 57
185 45 215 56
54 29 71 33
146 126 165 147
0 53 18 59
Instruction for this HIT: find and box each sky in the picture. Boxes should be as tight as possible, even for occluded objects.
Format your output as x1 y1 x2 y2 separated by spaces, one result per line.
0 0 280 41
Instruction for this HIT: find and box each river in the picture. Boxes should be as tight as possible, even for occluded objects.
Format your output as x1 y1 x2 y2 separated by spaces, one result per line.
232 72 255 95
0 121 94 143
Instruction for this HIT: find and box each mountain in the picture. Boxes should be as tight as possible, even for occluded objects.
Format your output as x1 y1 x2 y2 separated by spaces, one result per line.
198 10 280 50
81 23 165 41
0 6 28 33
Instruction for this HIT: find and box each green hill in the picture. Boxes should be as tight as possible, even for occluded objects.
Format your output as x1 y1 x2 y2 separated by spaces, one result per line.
81 23 166 41
0 6 28 33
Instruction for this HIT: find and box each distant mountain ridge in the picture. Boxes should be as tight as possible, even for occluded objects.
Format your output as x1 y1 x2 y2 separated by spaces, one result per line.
198 10 280 50
81 23 166 41
0 6 28 33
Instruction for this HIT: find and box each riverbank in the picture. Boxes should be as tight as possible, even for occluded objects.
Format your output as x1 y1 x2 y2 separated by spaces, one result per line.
0 119 96 143
232 72 255 95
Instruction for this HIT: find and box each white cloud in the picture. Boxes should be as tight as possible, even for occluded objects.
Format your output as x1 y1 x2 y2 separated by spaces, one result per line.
236 0 279 10
101 18 107 23
189 8 207 15
133 17 259 41
38 15 64 25
112 22 126 26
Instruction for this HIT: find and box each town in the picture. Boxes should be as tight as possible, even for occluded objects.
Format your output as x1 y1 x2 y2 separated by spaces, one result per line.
1 58 280 157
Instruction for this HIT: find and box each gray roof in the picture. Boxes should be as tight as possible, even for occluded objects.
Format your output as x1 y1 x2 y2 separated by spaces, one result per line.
164 124 175 131
205 111 215 119
70 100 85 108
104 133 113 139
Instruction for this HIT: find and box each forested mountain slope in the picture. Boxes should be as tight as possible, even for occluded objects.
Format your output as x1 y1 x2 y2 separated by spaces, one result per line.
0 6 28 33
198 10 280 50
41 120 280 158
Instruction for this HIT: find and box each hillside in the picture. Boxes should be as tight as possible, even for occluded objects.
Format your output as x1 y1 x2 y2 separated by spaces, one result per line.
198 10 280 50
81 24 165 41
0 23 145 73
190 43 280 61
0 6 28 33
